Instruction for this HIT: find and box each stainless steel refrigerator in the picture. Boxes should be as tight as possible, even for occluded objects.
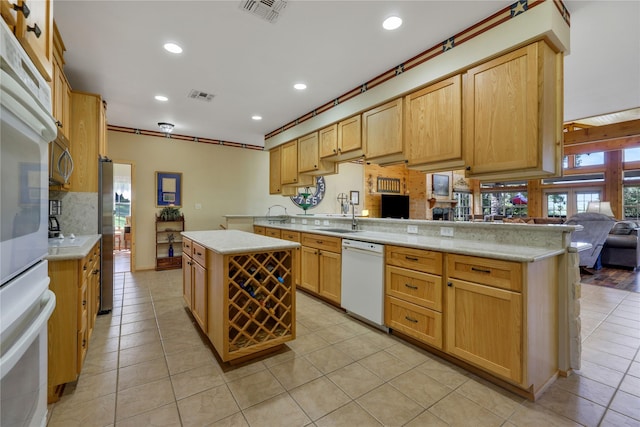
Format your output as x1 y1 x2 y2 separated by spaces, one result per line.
98 157 114 313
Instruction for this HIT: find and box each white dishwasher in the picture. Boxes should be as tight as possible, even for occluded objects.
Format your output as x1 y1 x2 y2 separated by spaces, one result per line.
341 239 387 331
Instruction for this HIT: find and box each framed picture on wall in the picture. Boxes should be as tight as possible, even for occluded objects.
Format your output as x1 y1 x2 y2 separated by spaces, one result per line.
350 190 360 205
433 174 450 197
156 171 182 207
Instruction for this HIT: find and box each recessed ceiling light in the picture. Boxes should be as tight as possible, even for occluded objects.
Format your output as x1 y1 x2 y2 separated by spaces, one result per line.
382 16 402 30
293 83 307 90
163 42 183 54
252 115 262 121
155 95 168 102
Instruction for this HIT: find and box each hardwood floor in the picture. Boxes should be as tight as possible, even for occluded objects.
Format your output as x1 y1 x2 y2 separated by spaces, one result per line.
581 265 640 292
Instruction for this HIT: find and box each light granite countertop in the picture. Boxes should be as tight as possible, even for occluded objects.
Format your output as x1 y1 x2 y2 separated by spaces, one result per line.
253 223 566 263
183 230 300 255
46 234 101 261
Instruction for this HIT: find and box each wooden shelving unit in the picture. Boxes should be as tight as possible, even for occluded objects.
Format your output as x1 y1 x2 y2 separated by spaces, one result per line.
155 216 184 270
205 248 295 362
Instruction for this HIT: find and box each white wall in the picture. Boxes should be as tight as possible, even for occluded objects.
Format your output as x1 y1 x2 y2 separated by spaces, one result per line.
108 131 363 270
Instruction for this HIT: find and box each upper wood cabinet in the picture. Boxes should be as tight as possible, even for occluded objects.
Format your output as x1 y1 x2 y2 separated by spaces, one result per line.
464 40 562 180
51 21 71 142
320 115 364 162
70 91 106 192
405 75 464 173
298 131 337 176
319 124 338 158
269 146 282 195
362 98 404 164
5 0 54 81
280 140 299 185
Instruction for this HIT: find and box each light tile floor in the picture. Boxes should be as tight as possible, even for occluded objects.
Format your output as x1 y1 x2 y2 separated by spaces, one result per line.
47 270 640 426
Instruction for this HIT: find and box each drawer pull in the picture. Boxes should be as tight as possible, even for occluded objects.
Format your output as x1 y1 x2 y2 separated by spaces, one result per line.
27 23 42 38
405 316 418 323
83 265 87 271
196 252 202 256
405 256 419 261
471 266 491 274
447 282 453 287
404 283 418 290
316 240 324 244
82 299 86 306
13 2 30 17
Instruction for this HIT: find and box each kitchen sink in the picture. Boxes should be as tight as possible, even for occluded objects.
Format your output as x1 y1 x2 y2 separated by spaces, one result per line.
316 228 360 234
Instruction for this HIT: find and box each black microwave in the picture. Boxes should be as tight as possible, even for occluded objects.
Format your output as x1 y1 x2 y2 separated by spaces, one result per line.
49 138 74 185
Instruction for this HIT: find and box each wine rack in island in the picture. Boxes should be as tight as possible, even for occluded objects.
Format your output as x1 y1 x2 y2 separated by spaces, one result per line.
155 216 184 270
183 236 296 363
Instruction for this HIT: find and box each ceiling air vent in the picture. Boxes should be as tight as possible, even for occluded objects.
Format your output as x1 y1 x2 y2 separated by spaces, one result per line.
188 90 215 102
239 0 287 24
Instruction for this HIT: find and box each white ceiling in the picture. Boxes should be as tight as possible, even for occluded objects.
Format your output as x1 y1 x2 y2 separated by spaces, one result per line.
53 1 640 148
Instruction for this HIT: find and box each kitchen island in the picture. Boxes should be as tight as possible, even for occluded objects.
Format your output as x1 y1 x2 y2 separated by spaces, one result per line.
181 230 299 363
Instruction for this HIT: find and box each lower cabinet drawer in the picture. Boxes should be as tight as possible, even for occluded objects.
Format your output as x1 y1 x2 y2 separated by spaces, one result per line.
385 296 442 349
386 265 442 311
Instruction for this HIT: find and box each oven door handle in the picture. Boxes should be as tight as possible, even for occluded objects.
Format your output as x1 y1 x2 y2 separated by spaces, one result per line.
0 290 55 378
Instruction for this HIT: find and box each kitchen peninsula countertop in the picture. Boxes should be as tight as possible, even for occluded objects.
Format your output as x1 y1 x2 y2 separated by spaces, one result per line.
46 234 101 261
253 222 568 263
182 230 299 254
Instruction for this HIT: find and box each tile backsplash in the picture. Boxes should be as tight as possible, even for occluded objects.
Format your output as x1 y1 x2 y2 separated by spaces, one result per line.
49 191 98 236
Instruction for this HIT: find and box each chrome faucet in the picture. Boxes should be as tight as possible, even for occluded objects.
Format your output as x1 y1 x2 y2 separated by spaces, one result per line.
351 202 358 230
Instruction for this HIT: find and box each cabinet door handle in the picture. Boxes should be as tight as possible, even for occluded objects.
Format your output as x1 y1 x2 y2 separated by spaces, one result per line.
447 282 453 287
27 23 41 38
82 299 86 306
12 1 30 17
93 269 100 275
471 267 491 274
333 149 337 153
56 120 63 128
405 256 419 261
196 252 202 256
405 316 418 323
404 283 418 290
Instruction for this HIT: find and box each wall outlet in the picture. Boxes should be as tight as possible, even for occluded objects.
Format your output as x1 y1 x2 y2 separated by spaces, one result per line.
301 219 307 225
195 203 202 210
314 219 321 225
323 220 330 225
440 227 454 237
407 225 418 234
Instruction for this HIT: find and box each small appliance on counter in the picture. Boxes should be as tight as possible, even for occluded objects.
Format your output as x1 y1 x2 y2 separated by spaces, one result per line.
48 200 62 238
48 216 61 238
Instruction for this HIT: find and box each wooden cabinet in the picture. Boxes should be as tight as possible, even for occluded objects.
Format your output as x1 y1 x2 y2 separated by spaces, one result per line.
253 225 265 235
464 40 562 180
51 21 71 142
298 131 337 176
186 246 295 362
279 139 314 189
320 115 364 162
182 237 207 332
405 75 464 172
269 146 282 195
384 245 443 349
300 232 341 304
362 98 404 164
445 253 558 395
264 227 281 238
280 230 301 286
69 91 107 192
155 217 184 270
47 239 101 402
319 124 338 158
2 0 53 81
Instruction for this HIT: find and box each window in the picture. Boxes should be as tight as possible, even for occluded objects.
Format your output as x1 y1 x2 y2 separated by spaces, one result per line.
481 191 528 217
623 185 640 220
114 192 131 228
547 193 567 217
574 152 604 167
543 187 602 218
480 182 528 217
453 192 472 221
624 148 640 163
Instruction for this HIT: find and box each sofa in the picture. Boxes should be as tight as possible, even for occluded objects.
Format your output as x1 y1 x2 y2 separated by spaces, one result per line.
565 212 616 269
601 220 640 270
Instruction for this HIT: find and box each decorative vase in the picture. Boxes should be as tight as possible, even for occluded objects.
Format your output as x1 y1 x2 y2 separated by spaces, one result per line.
168 243 174 257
